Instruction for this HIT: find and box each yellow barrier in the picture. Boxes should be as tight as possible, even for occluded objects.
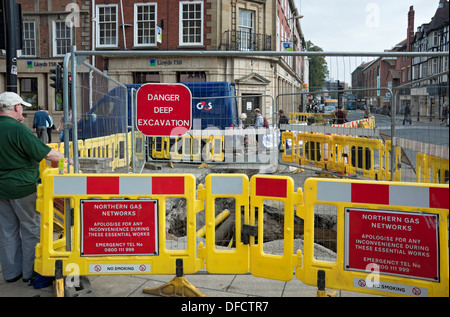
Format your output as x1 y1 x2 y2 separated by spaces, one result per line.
209 135 225 162
249 175 303 281
168 135 191 161
35 170 449 297
198 174 250 274
35 169 204 277
333 135 384 180
284 132 401 181
43 131 228 169
296 178 449 297
151 137 169 160
281 131 298 163
416 153 449 184
297 132 333 170
289 112 313 123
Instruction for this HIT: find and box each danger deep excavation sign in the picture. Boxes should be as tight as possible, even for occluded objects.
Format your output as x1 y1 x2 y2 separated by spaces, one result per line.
136 83 192 137
344 208 439 281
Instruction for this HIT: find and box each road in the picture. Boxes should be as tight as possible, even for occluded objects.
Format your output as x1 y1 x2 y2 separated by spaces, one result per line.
347 110 449 171
348 110 449 148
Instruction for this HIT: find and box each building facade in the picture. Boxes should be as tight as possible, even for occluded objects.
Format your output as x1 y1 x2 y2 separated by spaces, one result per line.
1 0 308 130
411 0 449 118
0 0 90 128
354 1 448 116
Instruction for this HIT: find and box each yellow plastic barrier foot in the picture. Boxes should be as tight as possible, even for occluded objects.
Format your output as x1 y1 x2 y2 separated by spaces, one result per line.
54 260 64 297
316 270 337 297
142 259 207 297
142 276 207 297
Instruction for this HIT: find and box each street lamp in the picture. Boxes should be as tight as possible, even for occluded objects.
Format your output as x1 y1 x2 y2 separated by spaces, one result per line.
290 15 304 20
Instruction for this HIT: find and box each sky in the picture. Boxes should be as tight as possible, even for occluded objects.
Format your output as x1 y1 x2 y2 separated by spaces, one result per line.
294 0 442 83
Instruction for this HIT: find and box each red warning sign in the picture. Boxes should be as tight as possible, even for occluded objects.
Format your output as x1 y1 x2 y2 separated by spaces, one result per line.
81 200 158 256
345 208 439 281
136 83 192 137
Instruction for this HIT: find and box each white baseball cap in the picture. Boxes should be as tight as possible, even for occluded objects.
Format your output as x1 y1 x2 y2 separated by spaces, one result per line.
0 92 32 107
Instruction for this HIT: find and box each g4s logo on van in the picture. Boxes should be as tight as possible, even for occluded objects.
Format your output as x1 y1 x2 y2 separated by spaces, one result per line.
196 101 213 111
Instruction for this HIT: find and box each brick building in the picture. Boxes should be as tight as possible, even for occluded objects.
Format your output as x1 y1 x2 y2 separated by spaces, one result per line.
1 0 308 129
356 1 449 116
0 0 90 129
411 0 449 118
361 5 415 112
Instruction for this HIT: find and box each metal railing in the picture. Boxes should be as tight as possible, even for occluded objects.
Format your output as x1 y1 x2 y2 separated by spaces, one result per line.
225 30 272 51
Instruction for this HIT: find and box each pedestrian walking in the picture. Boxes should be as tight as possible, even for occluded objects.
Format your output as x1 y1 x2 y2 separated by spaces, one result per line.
335 105 348 124
254 108 265 150
56 109 72 142
45 110 54 143
278 109 289 151
441 104 449 126
403 105 412 125
364 105 370 118
0 92 72 286
32 106 52 143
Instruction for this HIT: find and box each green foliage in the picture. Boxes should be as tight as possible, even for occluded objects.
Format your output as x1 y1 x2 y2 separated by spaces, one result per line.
306 40 329 91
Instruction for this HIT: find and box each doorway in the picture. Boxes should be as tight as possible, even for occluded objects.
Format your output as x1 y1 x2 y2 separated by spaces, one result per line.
242 94 260 126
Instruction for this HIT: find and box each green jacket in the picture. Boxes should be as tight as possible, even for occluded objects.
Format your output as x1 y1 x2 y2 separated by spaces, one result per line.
0 116 51 199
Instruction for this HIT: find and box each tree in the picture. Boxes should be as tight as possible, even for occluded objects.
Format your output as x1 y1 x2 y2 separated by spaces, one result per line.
306 40 329 92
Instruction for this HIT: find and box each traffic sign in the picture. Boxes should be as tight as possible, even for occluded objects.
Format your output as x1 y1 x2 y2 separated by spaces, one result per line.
136 83 192 137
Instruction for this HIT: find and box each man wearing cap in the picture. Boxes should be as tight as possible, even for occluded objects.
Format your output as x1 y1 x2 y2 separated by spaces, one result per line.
0 91 71 284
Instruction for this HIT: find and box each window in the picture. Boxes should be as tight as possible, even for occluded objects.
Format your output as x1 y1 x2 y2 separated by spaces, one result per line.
20 78 38 110
22 21 36 56
443 56 449 73
96 4 118 48
53 21 72 56
431 58 438 74
177 71 206 82
179 1 203 46
432 31 439 47
134 3 157 47
134 72 160 84
239 9 254 51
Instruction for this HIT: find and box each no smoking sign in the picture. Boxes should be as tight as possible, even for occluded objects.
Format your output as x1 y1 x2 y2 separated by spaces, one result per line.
136 83 192 137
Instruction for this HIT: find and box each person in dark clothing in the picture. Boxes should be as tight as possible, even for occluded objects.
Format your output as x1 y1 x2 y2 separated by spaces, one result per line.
278 109 290 151
403 105 412 125
335 106 348 124
32 106 52 143
0 92 72 285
